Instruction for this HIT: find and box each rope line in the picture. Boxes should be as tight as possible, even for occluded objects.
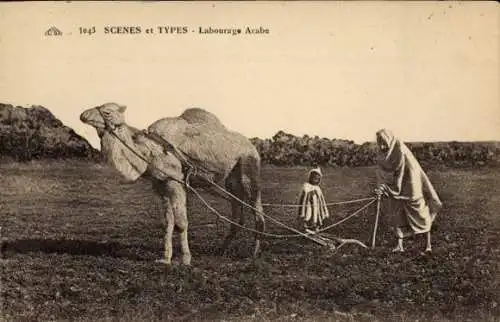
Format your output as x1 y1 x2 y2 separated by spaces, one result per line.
203 176 375 227
189 186 312 239
187 179 333 244
99 119 378 244
316 199 376 233
198 178 376 239
262 197 375 208
189 184 376 242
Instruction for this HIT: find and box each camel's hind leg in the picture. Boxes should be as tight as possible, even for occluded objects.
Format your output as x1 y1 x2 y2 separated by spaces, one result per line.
220 171 245 255
241 155 265 258
220 155 265 258
251 189 265 258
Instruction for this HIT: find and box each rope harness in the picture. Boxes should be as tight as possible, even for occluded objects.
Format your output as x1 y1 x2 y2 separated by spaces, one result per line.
97 107 382 249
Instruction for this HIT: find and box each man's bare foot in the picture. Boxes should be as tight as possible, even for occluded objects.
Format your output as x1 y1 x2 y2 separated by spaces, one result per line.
392 243 404 252
393 231 404 252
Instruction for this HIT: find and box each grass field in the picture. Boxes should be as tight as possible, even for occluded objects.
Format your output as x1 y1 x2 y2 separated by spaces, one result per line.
1 161 499 321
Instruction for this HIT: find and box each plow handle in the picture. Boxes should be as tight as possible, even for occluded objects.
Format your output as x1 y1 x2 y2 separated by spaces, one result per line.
371 195 382 249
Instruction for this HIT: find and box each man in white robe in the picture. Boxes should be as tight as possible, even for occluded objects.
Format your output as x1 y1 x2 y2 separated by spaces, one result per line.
374 129 443 252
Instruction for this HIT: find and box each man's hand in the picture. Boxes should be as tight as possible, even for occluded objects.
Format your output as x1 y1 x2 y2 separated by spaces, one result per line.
374 184 389 197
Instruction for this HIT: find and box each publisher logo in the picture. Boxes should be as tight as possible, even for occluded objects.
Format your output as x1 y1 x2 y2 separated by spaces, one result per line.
44 26 63 36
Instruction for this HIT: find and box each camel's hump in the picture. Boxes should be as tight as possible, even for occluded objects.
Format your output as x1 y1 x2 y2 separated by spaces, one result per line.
180 108 226 129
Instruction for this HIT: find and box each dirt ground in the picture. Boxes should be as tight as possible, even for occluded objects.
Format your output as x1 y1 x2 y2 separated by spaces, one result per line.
1 161 499 321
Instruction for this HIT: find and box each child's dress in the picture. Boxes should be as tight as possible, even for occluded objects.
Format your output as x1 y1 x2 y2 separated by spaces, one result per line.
298 181 330 231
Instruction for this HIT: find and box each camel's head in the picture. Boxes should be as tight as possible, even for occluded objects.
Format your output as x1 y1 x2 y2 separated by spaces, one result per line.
80 102 127 134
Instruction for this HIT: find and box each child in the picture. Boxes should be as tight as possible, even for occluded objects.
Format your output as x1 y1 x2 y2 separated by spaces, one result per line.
297 167 330 232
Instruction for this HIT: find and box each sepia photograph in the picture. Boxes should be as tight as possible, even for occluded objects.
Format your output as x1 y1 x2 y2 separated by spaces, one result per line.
0 1 499 321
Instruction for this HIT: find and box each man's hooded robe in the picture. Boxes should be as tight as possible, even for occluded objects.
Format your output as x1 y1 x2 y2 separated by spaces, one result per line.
376 129 443 234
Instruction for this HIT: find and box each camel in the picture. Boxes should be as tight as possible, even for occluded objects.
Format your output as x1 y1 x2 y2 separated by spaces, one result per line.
79 102 265 265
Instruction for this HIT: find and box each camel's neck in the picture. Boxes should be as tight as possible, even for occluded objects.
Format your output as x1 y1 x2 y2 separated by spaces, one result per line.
100 125 154 182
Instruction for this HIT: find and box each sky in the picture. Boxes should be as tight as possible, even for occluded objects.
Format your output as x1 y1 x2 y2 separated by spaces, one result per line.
0 1 498 150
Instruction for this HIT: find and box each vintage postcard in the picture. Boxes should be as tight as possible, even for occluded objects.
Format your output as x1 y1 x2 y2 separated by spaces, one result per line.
0 1 498 321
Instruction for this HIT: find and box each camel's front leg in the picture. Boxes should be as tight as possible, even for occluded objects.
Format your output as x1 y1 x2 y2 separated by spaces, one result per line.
164 180 191 265
178 218 191 265
156 197 175 265
170 182 191 265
